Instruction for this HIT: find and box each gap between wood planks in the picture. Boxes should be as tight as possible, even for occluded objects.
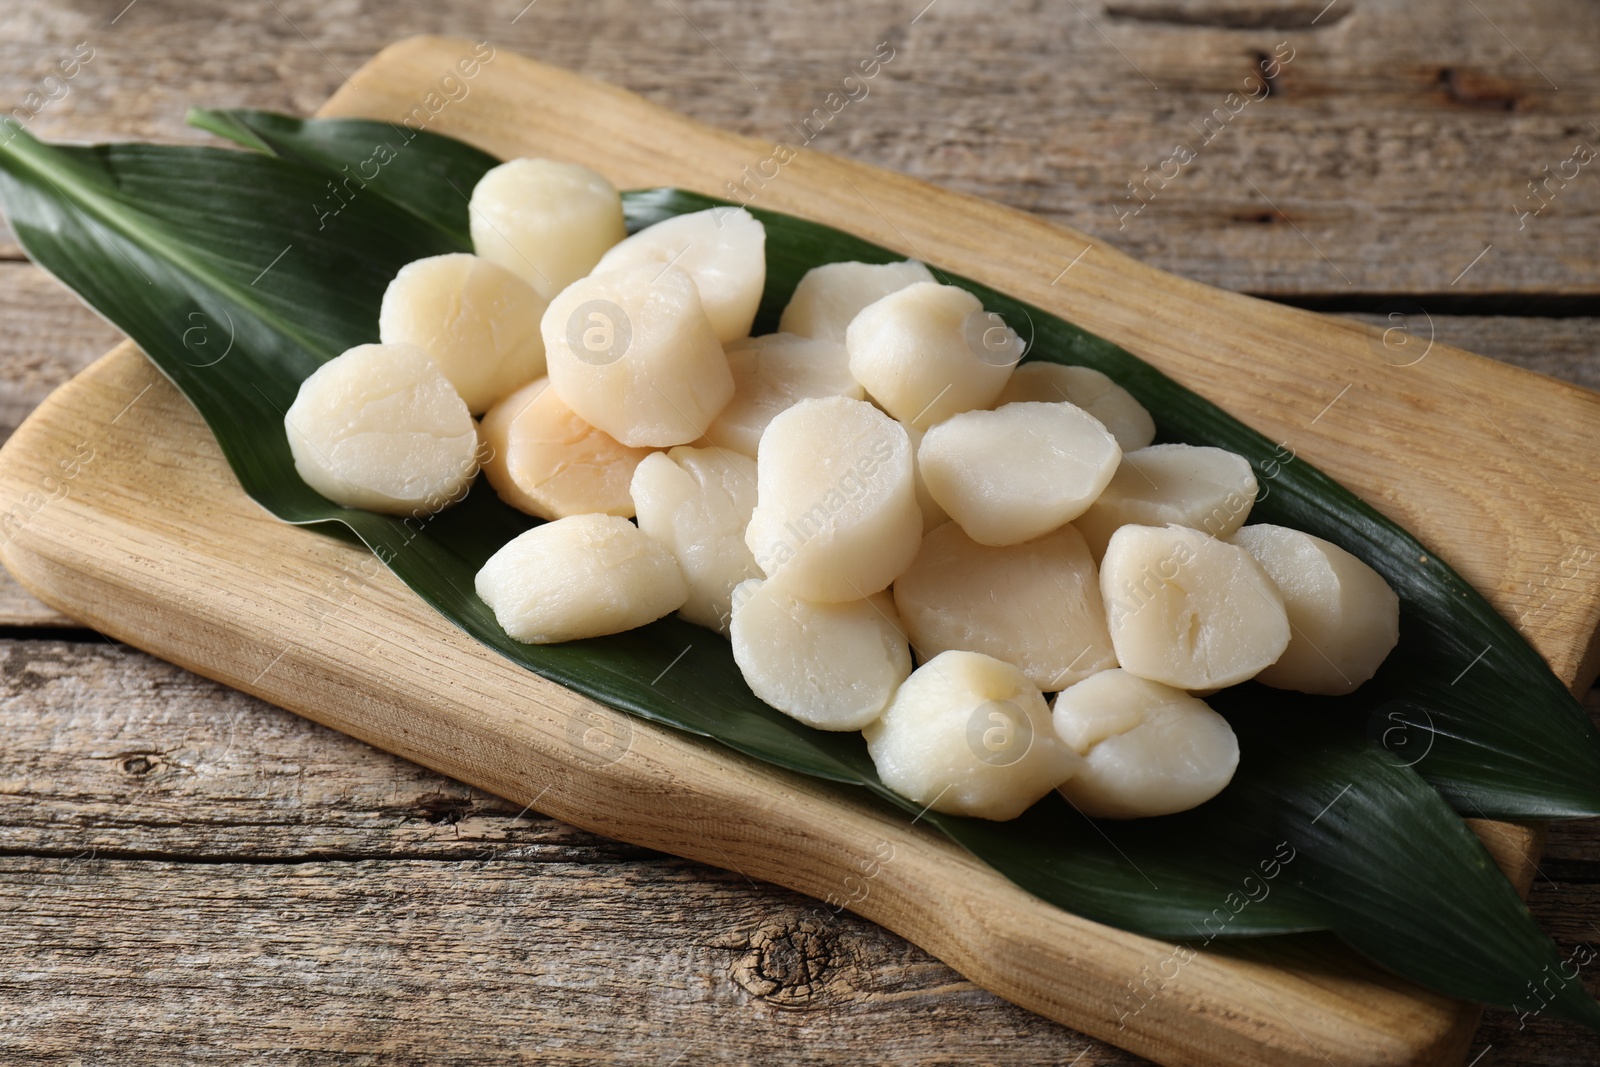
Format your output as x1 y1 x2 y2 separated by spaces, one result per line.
0 843 669 866
1275 293 1600 317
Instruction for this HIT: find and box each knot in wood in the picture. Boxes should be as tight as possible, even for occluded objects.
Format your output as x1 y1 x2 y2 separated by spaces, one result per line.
413 792 473 824
120 753 157 776
732 920 839 1008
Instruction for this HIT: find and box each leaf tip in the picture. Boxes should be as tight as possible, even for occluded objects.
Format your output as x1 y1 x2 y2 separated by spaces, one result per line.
185 108 270 155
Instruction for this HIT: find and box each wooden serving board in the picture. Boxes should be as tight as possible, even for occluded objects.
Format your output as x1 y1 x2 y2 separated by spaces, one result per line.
2 35 1597 1067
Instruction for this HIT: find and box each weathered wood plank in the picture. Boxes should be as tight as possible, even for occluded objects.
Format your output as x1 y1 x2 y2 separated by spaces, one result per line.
2 640 1597 1064
0 853 1143 1066
4 639 1593 867
1 0 1597 297
1343 314 1600 393
0 265 119 625
0 638 1120 1063
1 258 1595 452
0 267 120 446
0 639 646 861
0 571 73 628
1 260 1592 437
0 849 1586 1066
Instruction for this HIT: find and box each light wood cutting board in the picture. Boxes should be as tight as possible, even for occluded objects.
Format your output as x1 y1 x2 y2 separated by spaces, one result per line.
3 35 1598 1067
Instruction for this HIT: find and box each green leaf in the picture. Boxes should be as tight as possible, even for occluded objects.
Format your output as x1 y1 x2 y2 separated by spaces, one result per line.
1217 692 1600 1028
3 115 1598 1027
186 107 494 250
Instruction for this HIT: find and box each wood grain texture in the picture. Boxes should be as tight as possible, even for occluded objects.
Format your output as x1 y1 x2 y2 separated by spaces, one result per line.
1 638 1594 1065
1 0 1598 299
0 34 1595 1067
5 636 1124 1067
1341 315 1600 394
0 572 70 627
0 855 1131 1067
0 265 116 627
0 638 1120 1066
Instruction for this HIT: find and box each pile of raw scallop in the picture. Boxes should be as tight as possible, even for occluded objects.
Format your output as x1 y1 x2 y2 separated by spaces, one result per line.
285 158 1401 823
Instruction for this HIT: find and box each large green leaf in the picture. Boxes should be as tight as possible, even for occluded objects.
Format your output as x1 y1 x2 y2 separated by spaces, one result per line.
187 108 493 249
2 114 1597 1027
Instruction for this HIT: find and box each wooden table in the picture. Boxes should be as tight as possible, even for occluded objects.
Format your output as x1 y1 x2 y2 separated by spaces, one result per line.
2 2 1596 1063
